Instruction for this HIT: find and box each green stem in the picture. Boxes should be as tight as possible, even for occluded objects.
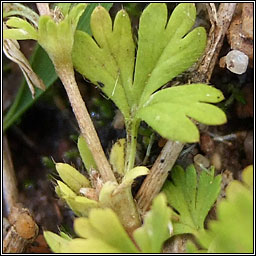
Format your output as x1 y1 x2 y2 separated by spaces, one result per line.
125 118 140 172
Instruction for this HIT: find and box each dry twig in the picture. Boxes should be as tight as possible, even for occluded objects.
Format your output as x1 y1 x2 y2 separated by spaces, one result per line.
3 135 38 253
191 3 237 83
136 141 184 215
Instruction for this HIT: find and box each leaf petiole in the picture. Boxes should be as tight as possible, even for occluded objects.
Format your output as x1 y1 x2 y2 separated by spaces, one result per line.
125 117 140 172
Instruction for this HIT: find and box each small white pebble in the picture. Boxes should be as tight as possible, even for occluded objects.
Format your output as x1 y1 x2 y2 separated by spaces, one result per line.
225 50 249 75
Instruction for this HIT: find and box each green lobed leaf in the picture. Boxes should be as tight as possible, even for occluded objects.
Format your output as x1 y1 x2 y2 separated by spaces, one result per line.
72 5 135 117
133 3 207 105
3 3 113 132
55 163 91 193
77 3 113 33
163 164 221 235
73 208 139 253
195 166 253 253
37 4 87 63
136 84 227 142
77 135 97 172
133 193 172 253
37 14 75 65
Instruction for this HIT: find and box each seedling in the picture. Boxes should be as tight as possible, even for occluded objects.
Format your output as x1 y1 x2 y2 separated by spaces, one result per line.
3 3 231 253
72 3 226 172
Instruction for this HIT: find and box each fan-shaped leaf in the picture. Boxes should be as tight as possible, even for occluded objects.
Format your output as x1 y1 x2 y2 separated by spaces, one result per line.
136 84 226 142
73 6 135 117
163 165 221 235
133 3 207 105
195 166 253 253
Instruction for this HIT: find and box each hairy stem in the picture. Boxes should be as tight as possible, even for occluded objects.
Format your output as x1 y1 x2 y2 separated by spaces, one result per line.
56 63 116 183
125 118 140 172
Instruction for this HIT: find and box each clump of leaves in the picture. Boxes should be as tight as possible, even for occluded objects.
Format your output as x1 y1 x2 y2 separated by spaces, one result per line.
163 165 222 235
3 3 230 254
44 193 172 253
187 165 253 253
54 135 148 233
72 3 227 171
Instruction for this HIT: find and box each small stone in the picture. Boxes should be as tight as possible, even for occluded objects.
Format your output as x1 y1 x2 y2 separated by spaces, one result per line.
194 154 210 170
225 50 249 74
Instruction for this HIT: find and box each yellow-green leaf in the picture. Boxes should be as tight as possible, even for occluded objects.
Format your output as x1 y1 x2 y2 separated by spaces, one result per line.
5 17 37 39
60 238 122 253
242 165 253 190
56 180 76 198
66 196 99 217
195 166 253 253
118 166 149 190
56 163 90 194
109 138 126 175
133 193 172 253
77 135 97 172
133 3 207 105
163 165 221 235
72 6 135 117
43 231 69 253
73 208 139 253
137 84 226 142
